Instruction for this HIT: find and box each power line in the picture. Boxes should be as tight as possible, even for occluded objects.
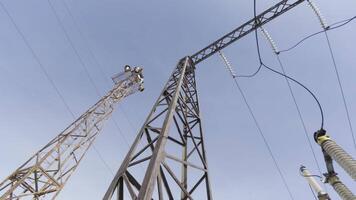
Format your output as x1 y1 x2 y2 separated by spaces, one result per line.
92 146 114 175
275 55 324 176
49 0 152 177
48 0 129 142
323 31 356 150
47 0 102 97
247 1 326 198
59 0 137 144
309 184 319 200
252 0 325 130
49 0 146 173
233 78 295 200
306 0 356 150
258 25 326 187
238 15 356 79
218 50 295 200
0 2 74 119
274 55 329 194
47 0 121 175
60 0 108 83
262 62 325 129
236 64 262 78
279 16 356 53
1 1 114 175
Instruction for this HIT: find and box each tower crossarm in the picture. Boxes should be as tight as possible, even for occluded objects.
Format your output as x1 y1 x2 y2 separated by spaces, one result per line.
191 0 305 65
0 67 144 200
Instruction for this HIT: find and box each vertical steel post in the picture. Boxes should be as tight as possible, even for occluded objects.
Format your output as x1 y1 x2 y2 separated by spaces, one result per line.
180 112 188 199
314 130 356 200
103 57 212 199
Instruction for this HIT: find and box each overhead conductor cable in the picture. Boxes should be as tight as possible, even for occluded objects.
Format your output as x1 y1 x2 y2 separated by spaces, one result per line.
259 26 325 186
303 3 356 199
218 51 295 200
308 0 356 151
57 0 134 148
279 15 356 53
308 0 356 178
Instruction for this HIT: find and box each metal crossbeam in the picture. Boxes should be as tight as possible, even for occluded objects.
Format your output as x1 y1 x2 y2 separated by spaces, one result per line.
191 0 305 64
0 68 144 200
103 57 212 200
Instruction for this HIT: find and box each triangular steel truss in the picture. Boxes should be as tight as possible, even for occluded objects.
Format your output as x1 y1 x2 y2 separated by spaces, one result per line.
104 57 212 200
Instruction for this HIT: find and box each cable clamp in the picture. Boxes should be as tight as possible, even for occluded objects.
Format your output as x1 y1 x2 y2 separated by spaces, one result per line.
314 129 329 145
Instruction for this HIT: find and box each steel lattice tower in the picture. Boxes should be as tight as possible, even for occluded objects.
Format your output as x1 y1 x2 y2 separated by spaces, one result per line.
0 0 308 199
104 57 212 199
103 0 306 199
0 67 144 200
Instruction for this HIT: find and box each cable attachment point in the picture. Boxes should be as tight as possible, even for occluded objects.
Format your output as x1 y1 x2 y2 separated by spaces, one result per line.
314 128 329 144
307 0 329 30
259 26 279 54
218 51 237 78
300 165 331 200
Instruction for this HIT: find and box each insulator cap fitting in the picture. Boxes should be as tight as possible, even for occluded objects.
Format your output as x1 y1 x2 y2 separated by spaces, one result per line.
300 165 306 172
314 129 330 145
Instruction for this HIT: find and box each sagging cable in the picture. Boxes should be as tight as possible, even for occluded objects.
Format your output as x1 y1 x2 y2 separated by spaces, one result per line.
260 26 279 54
218 52 295 200
308 0 356 151
307 0 328 30
260 26 326 183
218 51 237 78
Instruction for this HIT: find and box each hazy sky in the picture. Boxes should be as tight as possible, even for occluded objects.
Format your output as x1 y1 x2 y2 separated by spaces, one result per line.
0 0 355 199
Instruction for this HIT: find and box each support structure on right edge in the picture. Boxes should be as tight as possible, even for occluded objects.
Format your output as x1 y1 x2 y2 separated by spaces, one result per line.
314 129 356 200
315 130 356 180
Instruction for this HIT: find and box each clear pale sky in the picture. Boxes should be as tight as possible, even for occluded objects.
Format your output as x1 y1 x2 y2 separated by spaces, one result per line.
0 0 355 199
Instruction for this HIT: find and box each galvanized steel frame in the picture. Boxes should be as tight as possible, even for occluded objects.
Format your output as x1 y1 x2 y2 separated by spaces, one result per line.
103 57 212 200
0 0 307 199
0 70 143 200
104 1 307 199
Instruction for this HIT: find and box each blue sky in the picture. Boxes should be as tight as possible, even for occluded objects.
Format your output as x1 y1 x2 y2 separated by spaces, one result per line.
0 0 355 199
